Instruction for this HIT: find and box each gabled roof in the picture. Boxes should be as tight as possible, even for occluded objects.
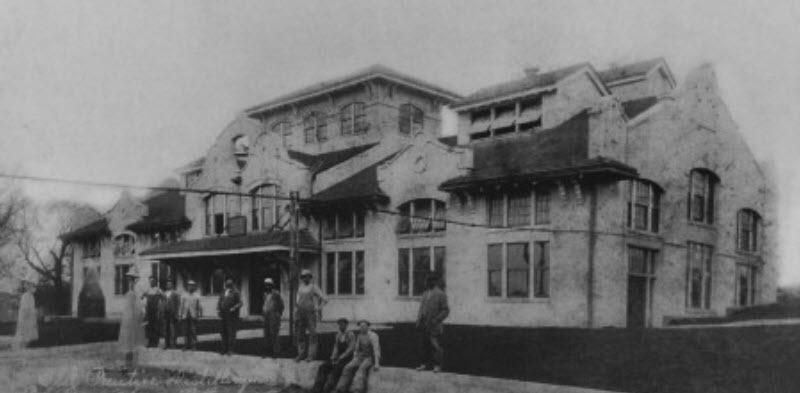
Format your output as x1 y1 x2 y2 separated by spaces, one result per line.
622 96 659 119
598 58 674 86
140 230 319 259
453 63 592 109
287 143 378 174
440 112 637 190
306 153 400 204
245 64 462 116
60 218 110 242
126 190 190 233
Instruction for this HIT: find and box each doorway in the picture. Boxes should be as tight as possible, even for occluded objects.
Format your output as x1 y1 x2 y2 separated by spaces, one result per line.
626 247 656 328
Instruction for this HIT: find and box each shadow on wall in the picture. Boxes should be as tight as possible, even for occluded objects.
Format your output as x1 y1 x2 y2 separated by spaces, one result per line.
77 270 105 318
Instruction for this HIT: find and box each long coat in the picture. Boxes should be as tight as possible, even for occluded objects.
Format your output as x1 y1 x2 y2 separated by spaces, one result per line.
14 291 38 347
118 289 146 352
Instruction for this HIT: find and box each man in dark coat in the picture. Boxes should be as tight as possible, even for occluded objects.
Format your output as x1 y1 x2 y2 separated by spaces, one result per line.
217 277 242 355
262 277 284 358
161 280 181 349
415 273 449 373
142 276 163 348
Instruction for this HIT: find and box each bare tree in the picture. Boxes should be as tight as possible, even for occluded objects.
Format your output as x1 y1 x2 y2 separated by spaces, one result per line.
0 185 28 279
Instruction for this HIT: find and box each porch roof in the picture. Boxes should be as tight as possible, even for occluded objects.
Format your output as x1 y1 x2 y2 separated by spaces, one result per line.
139 229 320 260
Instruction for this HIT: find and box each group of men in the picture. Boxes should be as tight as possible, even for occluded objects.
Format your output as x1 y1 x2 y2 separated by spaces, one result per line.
138 267 450 392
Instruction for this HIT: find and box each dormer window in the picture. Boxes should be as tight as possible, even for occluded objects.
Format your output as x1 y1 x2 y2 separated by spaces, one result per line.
304 113 328 144
468 95 544 141
340 102 367 136
399 103 424 135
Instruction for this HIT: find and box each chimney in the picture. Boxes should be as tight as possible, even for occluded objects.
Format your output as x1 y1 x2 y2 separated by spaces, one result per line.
524 66 540 77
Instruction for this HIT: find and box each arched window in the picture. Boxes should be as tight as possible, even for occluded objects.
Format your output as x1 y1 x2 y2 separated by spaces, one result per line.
340 102 367 136
688 169 719 224
627 179 662 232
251 184 279 231
272 121 292 146
113 233 136 257
232 135 249 156
737 209 761 253
303 113 327 144
397 199 446 234
399 103 424 135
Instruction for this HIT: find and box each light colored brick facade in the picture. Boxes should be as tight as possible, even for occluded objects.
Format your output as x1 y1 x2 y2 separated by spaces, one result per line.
66 60 775 328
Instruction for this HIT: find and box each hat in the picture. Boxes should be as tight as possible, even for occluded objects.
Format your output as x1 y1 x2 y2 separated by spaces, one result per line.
300 269 312 277
264 278 274 285
187 280 196 285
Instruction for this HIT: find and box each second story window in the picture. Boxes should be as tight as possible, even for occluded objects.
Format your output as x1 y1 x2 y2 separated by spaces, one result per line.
340 102 367 136
397 199 446 234
688 169 718 225
322 210 366 240
399 103 424 135
487 190 545 228
205 194 227 236
627 180 661 232
304 113 328 144
82 237 101 259
737 209 761 253
112 234 136 257
272 121 292 146
251 185 279 231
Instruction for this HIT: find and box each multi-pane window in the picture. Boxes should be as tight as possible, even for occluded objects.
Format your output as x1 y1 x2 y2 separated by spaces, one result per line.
151 262 175 290
627 180 661 232
205 194 228 236
340 102 367 135
398 246 445 296
325 251 365 296
251 185 279 231
114 264 132 295
487 190 548 228
488 242 549 298
397 199 446 234
112 234 136 258
688 169 717 224
322 211 365 240
399 103 424 135
201 267 226 296
304 113 328 144
82 237 101 259
735 264 758 307
737 209 760 253
687 242 713 309
272 121 292 146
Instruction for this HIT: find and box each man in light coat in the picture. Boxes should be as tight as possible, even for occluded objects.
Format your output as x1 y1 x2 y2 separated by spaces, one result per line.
179 280 202 350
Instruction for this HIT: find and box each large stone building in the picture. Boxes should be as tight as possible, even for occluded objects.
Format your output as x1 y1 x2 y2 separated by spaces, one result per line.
63 59 776 328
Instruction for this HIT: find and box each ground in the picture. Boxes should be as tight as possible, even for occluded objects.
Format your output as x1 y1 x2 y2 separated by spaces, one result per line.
4 319 800 393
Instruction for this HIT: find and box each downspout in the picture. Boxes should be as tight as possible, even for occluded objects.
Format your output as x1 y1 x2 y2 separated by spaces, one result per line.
587 184 598 328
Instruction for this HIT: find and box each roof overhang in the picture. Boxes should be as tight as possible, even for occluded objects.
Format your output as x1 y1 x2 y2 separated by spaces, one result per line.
140 244 317 260
452 87 556 112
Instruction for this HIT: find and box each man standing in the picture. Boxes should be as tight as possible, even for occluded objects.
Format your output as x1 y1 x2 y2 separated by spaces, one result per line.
142 276 164 348
179 280 202 350
217 277 242 355
416 274 449 373
262 278 284 358
162 281 181 349
295 269 326 362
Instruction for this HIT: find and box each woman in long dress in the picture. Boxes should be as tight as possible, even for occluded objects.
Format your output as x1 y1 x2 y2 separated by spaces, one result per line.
13 280 38 349
118 271 145 364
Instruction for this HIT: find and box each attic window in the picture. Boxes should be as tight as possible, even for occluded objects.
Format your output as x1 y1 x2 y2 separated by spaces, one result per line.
233 135 249 156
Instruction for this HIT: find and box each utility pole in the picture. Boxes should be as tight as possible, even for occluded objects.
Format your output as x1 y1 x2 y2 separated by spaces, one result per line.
288 191 299 343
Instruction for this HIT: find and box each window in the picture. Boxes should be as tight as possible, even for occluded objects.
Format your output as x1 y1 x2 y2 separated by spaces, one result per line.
205 194 228 236
468 96 543 140
185 170 201 189
114 264 132 295
251 185 279 231
487 191 544 228
628 247 657 326
201 267 226 296
507 190 531 227
627 180 661 232
735 264 758 307
399 103 424 135
687 242 713 309
340 102 367 136
112 234 136 258
534 189 550 225
151 262 175 290
82 237 101 259
304 113 328 144
324 251 365 295
688 169 717 224
737 209 760 253
272 121 292 146
233 135 249 156
398 246 445 296
322 210 365 240
487 242 548 298
397 199 446 234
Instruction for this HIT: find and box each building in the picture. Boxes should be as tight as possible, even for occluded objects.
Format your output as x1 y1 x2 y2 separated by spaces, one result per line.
64 59 775 328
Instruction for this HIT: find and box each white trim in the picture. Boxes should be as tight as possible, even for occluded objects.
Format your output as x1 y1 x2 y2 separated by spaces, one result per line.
141 244 318 260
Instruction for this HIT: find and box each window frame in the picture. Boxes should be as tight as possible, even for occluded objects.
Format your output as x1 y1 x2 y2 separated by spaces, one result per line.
688 169 717 225
486 190 550 228
114 264 132 295
397 246 446 297
627 180 661 233
396 199 446 234
340 102 367 136
735 263 758 307
487 241 549 299
686 242 714 310
399 103 424 135
82 237 102 259
322 210 366 240
736 209 761 253
303 113 328 144
324 250 366 296
251 185 279 232
272 121 292 146
204 194 230 236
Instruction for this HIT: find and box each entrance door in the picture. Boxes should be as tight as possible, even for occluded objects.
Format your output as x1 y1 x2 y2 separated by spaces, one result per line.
627 276 648 328
249 261 282 315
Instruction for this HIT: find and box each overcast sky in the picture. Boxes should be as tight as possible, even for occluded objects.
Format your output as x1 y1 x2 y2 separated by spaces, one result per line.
1 0 798 284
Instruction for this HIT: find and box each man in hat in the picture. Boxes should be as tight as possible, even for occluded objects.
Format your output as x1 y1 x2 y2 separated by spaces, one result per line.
262 277 284 358
161 280 181 349
179 280 202 350
119 269 145 366
295 268 326 362
142 276 164 348
415 273 449 373
217 277 242 355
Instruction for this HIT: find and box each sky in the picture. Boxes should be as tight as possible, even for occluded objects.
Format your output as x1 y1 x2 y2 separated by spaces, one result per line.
0 0 798 283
